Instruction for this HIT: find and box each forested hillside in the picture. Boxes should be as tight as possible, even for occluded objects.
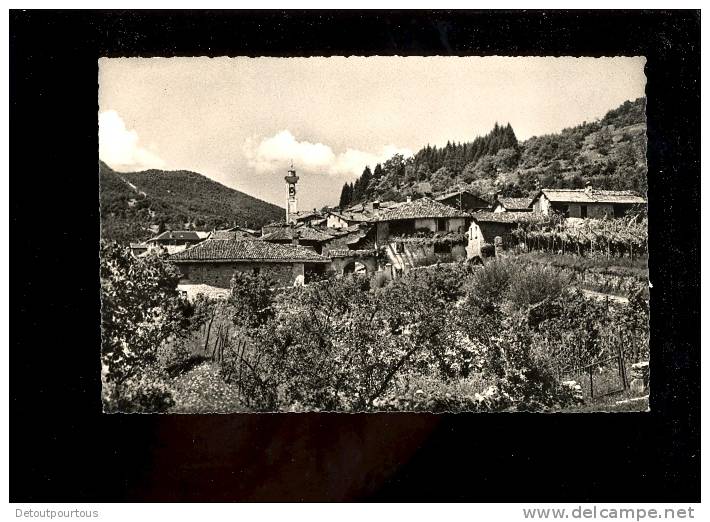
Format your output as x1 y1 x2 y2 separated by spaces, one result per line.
99 162 284 244
339 97 647 207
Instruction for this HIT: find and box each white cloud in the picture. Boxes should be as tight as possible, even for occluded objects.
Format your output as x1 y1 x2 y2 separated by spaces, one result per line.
244 130 412 179
99 110 165 171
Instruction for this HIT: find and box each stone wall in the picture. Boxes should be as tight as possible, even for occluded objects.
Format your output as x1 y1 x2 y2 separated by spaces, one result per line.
176 261 305 288
413 217 467 233
568 203 615 219
384 242 466 271
330 256 379 275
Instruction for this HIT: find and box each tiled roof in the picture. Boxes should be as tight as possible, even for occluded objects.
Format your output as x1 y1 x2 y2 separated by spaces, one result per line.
537 189 646 205
209 229 256 240
329 201 404 223
293 210 322 221
328 248 378 258
473 212 545 224
148 230 204 242
260 226 334 242
496 197 532 210
327 210 374 223
170 239 329 262
262 220 289 229
435 190 491 204
376 197 470 221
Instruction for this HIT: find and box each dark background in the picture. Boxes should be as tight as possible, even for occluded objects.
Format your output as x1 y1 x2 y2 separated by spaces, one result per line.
10 10 700 502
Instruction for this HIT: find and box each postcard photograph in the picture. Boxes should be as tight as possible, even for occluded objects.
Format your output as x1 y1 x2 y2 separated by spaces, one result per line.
99 56 650 413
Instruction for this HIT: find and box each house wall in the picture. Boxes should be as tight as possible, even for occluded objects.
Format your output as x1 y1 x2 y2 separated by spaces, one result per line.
467 222 484 259
567 203 615 218
384 242 466 271
176 261 308 288
327 214 351 229
477 222 516 243
330 256 379 275
539 195 619 219
376 222 390 245
534 194 551 215
413 217 467 233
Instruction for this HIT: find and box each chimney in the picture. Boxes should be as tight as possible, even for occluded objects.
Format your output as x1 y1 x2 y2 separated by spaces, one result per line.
406 196 412 203
585 181 593 193
291 223 300 247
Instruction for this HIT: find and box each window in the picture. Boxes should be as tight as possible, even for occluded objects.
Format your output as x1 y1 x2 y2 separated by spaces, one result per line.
396 242 405 253
437 218 447 232
580 205 588 218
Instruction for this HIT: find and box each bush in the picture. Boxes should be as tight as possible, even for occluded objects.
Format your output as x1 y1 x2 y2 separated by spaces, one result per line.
103 371 175 413
480 243 496 258
463 260 513 315
505 264 567 327
229 271 276 329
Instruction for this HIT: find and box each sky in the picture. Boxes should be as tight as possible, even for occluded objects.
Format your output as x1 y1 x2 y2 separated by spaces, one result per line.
98 56 646 210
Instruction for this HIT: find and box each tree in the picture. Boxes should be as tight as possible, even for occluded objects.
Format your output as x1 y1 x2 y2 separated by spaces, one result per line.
229 271 276 330
472 154 497 179
492 147 520 172
373 163 383 180
338 183 352 208
100 241 190 411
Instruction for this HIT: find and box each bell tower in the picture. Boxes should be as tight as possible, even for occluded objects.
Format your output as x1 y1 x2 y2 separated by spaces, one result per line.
284 164 299 224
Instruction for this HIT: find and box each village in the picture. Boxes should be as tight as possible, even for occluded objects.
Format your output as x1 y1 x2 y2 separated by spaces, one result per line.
98 158 653 415
128 166 648 300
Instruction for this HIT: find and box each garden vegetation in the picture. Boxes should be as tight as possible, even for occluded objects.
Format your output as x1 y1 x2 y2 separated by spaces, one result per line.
100 241 649 413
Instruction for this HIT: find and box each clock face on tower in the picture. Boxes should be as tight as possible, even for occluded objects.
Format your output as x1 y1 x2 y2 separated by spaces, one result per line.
289 185 296 197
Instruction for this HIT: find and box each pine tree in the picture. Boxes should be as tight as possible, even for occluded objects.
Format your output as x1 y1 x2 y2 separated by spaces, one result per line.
338 183 352 209
373 163 383 180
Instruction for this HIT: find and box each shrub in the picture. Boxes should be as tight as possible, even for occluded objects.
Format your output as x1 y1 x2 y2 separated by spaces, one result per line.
487 314 582 410
506 264 566 313
464 260 514 315
480 243 496 258
103 371 175 413
229 271 276 330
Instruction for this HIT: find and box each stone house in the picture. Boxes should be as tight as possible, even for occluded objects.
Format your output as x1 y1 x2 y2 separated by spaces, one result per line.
325 209 373 229
492 196 533 213
146 230 209 247
375 196 470 241
260 224 335 254
435 189 491 212
530 185 646 219
374 197 471 272
325 201 403 229
169 239 330 288
129 242 149 257
207 226 258 240
291 210 324 226
466 212 544 259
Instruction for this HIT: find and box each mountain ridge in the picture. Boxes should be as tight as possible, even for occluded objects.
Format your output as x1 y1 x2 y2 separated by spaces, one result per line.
99 162 284 244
